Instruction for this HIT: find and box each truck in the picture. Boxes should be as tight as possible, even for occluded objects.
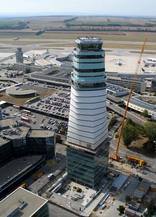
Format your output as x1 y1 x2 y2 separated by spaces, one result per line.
126 155 146 167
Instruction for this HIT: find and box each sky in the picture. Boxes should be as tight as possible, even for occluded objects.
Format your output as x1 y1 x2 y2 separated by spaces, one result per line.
0 0 155 17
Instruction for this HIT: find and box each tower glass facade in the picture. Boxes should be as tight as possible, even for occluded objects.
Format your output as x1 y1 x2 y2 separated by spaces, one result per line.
67 37 109 189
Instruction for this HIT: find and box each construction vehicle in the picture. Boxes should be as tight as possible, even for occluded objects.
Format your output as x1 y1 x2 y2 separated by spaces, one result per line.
110 38 147 162
126 155 146 167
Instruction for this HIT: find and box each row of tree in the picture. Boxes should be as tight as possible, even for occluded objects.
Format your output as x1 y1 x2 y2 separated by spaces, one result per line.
123 119 156 153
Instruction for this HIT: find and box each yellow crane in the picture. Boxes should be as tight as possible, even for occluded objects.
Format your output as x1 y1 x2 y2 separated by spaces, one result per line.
111 38 147 161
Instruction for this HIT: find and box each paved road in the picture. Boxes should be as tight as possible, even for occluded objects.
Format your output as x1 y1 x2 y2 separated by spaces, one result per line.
106 101 146 125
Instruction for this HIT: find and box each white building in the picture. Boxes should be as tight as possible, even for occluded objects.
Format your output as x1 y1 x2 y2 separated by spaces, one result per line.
124 97 156 119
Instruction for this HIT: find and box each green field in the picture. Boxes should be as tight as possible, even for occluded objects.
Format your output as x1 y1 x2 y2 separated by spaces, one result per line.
0 30 156 51
0 16 156 52
0 19 28 29
0 16 156 31
0 31 156 41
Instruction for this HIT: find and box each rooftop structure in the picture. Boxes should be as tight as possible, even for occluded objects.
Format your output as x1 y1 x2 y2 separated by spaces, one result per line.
107 83 129 97
0 187 49 217
6 86 37 97
133 181 150 202
75 37 103 50
28 129 54 138
1 126 29 140
111 174 128 191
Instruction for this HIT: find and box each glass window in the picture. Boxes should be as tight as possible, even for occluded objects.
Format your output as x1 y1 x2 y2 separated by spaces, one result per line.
74 54 104 59
73 67 105 73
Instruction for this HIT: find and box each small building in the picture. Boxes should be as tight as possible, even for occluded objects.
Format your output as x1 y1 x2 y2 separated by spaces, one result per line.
124 96 156 118
6 127 30 157
111 174 128 191
27 130 55 160
0 137 13 166
107 83 129 97
0 127 56 160
0 187 49 217
16 48 23 63
125 207 143 217
107 77 146 94
133 181 150 202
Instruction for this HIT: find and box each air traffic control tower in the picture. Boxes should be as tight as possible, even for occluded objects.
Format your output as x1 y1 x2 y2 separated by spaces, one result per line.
66 37 109 189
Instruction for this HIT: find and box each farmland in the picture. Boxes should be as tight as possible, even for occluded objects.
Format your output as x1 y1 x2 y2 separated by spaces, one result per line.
0 16 156 31
0 31 156 51
0 16 156 51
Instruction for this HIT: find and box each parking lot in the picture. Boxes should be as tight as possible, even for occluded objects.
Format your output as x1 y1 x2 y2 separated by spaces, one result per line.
1 105 68 135
26 91 70 120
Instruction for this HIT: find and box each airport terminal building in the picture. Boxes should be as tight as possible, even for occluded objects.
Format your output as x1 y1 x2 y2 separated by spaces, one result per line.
66 37 109 189
0 127 55 197
0 127 55 161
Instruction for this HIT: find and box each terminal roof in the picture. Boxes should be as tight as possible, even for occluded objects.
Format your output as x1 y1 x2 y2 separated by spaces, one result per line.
0 187 47 217
0 156 43 191
28 129 54 138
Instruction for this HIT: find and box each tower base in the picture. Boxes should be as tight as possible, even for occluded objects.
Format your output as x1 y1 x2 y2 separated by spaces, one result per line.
66 140 109 189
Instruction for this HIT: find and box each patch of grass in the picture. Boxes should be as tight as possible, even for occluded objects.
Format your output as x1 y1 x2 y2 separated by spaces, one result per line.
0 20 28 29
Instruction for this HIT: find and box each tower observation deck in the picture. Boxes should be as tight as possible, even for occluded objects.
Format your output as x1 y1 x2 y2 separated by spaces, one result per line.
67 37 108 150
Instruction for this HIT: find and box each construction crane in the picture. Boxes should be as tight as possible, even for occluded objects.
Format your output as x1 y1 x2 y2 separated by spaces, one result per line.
111 38 147 161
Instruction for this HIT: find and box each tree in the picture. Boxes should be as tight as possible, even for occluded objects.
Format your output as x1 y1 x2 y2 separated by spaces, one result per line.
144 122 156 154
123 123 138 146
144 122 156 141
117 205 125 216
142 109 149 117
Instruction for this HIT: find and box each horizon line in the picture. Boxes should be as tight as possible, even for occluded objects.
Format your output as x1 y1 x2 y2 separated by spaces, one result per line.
0 13 156 19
